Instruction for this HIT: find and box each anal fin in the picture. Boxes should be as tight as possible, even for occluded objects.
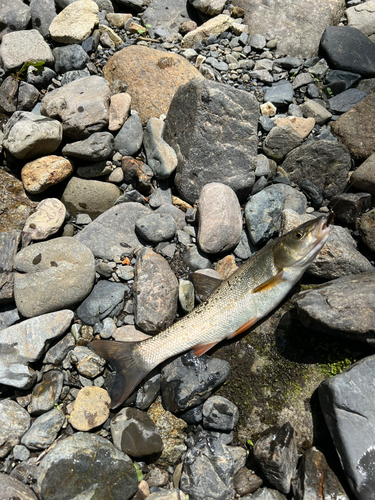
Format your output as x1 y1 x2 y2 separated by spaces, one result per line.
252 271 285 293
227 317 259 339
193 342 218 356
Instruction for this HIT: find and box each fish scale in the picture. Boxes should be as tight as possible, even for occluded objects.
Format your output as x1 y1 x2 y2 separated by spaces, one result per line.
89 214 332 408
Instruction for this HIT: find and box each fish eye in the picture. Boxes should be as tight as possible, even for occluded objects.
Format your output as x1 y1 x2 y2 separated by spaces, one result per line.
295 230 303 239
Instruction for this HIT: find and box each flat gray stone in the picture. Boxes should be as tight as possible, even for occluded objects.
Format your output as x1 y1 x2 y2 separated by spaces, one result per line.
21 408 65 450
62 132 114 161
164 78 258 205
76 280 127 325
2 111 62 160
75 202 152 261
0 400 30 458
143 117 177 179
14 237 95 318
0 310 73 389
30 0 57 38
135 213 177 244
134 247 178 333
197 182 242 254
319 356 375 500
113 111 143 156
41 75 110 140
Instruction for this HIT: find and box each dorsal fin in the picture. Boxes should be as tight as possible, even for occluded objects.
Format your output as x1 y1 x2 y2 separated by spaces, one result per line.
193 271 223 301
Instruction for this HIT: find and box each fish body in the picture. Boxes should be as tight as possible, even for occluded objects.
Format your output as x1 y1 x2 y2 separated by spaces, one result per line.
90 215 331 408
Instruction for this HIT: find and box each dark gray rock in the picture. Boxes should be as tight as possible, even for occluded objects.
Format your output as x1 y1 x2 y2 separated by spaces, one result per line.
61 68 91 86
0 77 40 114
281 139 351 198
0 304 20 332
164 78 258 205
156 204 186 230
298 178 324 209
111 407 163 457
180 433 234 500
13 237 96 318
263 125 303 162
29 370 64 415
161 351 230 413
135 213 177 243
53 44 89 74
183 246 212 272
292 271 375 345
115 189 147 205
135 372 161 411
75 202 152 261
27 65 56 89
0 310 73 389
37 432 138 500
114 111 143 156
292 447 349 500
202 396 239 432
327 88 367 114
233 229 257 260
0 400 30 458
320 26 375 78
134 247 178 333
328 192 371 224
254 423 298 494
263 81 294 106
30 0 56 38
148 182 172 208
0 473 38 500
76 280 127 326
62 132 114 161
233 468 263 496
43 332 75 365
325 69 361 89
21 408 64 450
179 404 203 425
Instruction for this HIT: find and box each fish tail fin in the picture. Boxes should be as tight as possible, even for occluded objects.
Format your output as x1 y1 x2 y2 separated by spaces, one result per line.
88 340 150 409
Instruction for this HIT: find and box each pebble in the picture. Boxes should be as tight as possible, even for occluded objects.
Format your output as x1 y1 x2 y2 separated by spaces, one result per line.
178 279 194 314
143 117 178 179
108 92 131 131
0 400 30 458
21 408 65 450
135 213 177 243
202 396 239 433
69 386 110 431
21 198 66 247
28 370 64 415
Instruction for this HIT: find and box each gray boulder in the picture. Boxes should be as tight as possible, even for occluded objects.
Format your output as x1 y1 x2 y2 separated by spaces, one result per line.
164 78 258 204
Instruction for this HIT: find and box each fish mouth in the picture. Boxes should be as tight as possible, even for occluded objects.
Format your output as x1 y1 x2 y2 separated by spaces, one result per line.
315 213 333 240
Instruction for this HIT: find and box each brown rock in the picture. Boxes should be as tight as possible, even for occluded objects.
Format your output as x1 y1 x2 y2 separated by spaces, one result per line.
214 255 238 280
69 386 110 431
332 92 375 161
179 20 197 35
0 170 37 233
106 13 133 29
359 208 375 252
21 156 73 194
121 156 153 195
103 46 204 125
276 116 315 139
108 93 131 131
351 152 375 195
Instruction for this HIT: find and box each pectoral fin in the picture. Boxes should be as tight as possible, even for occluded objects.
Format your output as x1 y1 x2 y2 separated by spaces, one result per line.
193 342 218 356
227 316 259 339
252 271 285 294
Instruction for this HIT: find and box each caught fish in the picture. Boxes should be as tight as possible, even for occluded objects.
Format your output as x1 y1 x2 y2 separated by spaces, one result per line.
89 215 332 409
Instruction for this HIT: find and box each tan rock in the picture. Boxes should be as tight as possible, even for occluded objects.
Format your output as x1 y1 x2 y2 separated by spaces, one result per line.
181 14 234 48
351 153 375 195
22 199 66 247
113 325 151 342
214 255 238 280
276 116 315 139
99 24 123 46
106 13 133 29
69 386 110 431
108 93 131 131
260 101 277 117
0 171 37 233
128 21 145 34
103 46 204 125
49 0 99 44
21 156 73 194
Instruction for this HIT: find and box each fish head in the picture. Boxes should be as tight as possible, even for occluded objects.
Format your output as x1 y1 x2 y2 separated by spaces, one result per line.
273 214 332 269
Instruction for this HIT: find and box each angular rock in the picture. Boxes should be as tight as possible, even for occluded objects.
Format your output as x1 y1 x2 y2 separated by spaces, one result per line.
114 111 143 156
21 156 73 194
0 0 31 39
3 111 63 160
0 77 40 114
328 88 367 114
0 29 54 73
53 44 89 74
292 271 375 345
0 171 37 233
69 386 110 431
0 231 20 303
0 473 38 500
109 92 131 132
44 332 75 365
351 153 375 195
37 432 138 500
189 0 226 16
143 117 177 179
75 202 152 261
263 125 303 162
49 0 99 44
254 423 298 494
202 396 239 432
280 210 374 279
75 280 127 325
104 45 203 126
300 99 332 126
319 356 375 500
41 75 110 140
197 182 242 254
29 370 64 415
320 26 375 78
0 310 73 389
275 116 315 139
0 304 20 332
263 81 294 106
111 407 163 457
68 346 105 377
281 139 351 198
328 192 371 224
14 237 95 318
0 400 30 458
233 468 263 496
134 247 178 333
164 78 258 205
161 351 230 413
61 176 121 219
181 14 234 48
21 408 64 450
62 132 114 161
331 93 375 161
359 208 375 253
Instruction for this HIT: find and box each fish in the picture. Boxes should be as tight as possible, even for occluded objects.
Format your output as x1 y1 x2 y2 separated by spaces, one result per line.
89 214 332 409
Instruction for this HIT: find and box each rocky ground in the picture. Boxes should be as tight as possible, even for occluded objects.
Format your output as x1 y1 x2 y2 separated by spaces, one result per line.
1 0 375 499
